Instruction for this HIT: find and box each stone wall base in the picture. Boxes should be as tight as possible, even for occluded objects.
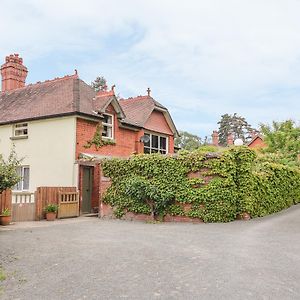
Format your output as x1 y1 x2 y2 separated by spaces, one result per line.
100 203 204 223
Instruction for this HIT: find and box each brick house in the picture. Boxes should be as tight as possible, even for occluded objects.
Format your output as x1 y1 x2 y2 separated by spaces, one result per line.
0 54 178 213
247 134 266 148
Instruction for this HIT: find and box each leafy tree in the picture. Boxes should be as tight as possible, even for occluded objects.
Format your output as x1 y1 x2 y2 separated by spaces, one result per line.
260 120 300 160
91 76 107 92
218 113 255 146
0 149 21 193
175 131 202 150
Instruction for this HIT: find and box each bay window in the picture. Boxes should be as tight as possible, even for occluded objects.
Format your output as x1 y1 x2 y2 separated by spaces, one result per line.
144 133 168 154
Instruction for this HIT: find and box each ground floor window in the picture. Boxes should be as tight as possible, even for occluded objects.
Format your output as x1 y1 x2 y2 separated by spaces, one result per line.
144 133 168 154
14 166 30 191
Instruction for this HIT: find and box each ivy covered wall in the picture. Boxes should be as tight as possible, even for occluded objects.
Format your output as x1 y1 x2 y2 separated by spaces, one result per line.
101 147 300 222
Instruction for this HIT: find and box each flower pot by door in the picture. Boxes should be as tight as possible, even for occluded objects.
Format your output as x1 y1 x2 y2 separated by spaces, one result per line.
0 215 11 226
46 212 56 221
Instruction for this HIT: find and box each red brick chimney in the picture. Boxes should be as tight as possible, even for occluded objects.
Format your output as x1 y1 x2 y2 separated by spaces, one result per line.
227 133 234 145
1 54 28 92
250 130 257 139
212 130 219 146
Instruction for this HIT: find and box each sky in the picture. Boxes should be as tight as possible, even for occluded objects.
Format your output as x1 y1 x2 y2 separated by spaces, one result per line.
1 0 300 138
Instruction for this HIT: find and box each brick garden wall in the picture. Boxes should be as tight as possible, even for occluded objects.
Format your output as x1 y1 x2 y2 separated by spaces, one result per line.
98 168 213 223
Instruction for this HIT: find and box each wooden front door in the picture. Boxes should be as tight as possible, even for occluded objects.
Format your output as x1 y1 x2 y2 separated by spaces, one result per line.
82 167 93 213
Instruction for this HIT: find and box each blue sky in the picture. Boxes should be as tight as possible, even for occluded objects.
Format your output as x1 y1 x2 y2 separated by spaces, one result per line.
1 0 300 138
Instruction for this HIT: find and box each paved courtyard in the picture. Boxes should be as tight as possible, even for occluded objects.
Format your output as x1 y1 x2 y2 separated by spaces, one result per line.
1 205 300 300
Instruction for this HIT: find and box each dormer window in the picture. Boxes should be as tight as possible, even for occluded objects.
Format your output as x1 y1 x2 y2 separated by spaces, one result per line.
14 123 28 137
102 114 113 139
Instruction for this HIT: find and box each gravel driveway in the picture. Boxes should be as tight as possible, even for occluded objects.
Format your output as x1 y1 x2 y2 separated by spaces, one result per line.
1 205 300 300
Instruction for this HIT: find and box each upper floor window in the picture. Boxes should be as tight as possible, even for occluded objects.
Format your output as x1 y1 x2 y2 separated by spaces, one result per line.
144 133 168 154
14 123 28 137
14 166 30 191
102 114 113 139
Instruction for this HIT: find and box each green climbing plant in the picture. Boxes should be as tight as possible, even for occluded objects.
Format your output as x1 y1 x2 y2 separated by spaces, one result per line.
84 123 115 150
101 147 300 222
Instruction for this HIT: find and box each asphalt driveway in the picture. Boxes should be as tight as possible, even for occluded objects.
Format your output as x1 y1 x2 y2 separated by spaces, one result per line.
1 205 300 300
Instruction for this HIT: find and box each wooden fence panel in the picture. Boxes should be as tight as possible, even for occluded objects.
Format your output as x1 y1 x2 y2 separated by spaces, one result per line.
35 187 77 220
11 192 35 222
0 190 12 213
57 192 79 219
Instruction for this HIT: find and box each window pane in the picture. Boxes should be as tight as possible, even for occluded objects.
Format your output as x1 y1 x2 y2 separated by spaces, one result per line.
23 167 30 190
160 137 167 150
144 134 150 147
14 167 22 190
106 127 112 138
151 135 158 149
144 147 151 154
15 129 24 136
15 123 27 128
103 114 112 124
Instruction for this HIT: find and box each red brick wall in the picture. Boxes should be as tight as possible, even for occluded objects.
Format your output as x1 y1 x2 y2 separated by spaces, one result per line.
168 135 175 154
144 110 173 135
76 104 175 158
76 117 139 158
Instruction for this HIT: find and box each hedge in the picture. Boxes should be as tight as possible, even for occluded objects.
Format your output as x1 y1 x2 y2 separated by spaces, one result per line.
101 147 300 222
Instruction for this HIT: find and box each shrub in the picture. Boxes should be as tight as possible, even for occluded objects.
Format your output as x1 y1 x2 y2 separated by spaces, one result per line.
102 147 300 222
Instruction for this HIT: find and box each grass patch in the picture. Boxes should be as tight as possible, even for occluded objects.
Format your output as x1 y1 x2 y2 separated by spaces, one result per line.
0 267 6 281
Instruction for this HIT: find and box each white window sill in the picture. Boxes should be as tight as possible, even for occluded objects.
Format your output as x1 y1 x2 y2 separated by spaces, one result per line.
10 136 28 140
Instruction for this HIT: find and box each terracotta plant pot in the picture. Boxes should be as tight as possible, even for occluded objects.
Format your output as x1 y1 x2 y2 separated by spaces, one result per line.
46 212 56 221
0 215 11 226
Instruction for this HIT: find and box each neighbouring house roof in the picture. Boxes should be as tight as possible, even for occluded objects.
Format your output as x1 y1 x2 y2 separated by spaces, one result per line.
0 74 178 136
247 134 265 147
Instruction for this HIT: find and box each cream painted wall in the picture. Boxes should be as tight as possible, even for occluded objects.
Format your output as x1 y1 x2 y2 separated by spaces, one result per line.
0 116 78 193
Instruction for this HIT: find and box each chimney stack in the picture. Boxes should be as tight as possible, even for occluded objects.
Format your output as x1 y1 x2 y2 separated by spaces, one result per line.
251 130 257 139
227 133 234 146
1 54 28 92
212 130 219 146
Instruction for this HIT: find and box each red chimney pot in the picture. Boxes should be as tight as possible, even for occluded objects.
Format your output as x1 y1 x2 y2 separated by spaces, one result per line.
1 54 28 92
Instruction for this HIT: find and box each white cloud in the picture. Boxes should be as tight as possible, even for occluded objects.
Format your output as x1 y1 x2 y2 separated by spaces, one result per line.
1 0 300 136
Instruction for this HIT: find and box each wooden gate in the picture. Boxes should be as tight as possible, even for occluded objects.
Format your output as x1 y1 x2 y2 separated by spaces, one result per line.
57 191 79 219
35 187 78 220
12 192 35 222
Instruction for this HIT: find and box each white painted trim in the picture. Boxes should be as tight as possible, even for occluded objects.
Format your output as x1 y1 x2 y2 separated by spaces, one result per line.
143 131 169 154
102 113 114 140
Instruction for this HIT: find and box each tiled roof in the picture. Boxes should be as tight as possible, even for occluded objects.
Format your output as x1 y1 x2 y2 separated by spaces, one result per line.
0 74 108 124
0 76 178 135
119 95 167 127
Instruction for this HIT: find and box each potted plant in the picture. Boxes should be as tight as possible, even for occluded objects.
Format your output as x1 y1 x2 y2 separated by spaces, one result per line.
0 208 12 226
44 204 58 221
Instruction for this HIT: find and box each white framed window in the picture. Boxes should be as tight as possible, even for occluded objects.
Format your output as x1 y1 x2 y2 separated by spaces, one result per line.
14 123 28 137
144 133 168 154
14 166 30 191
102 114 113 139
